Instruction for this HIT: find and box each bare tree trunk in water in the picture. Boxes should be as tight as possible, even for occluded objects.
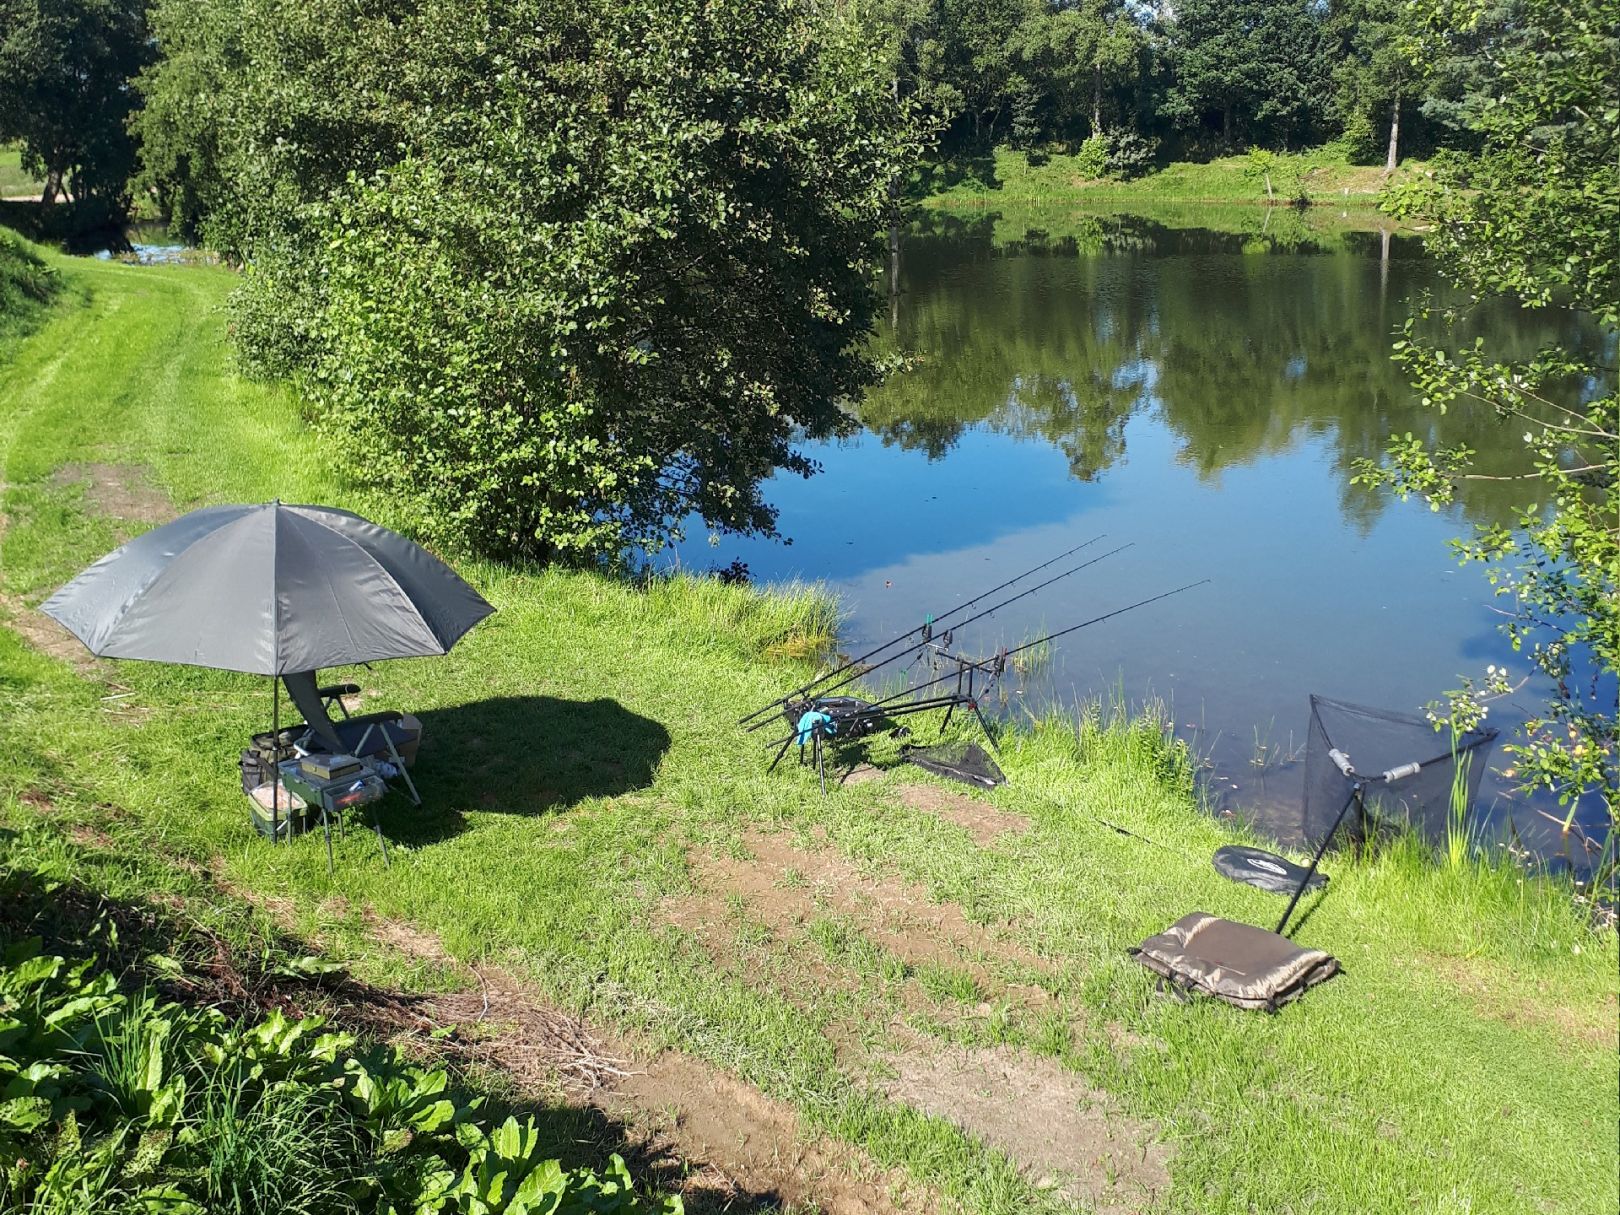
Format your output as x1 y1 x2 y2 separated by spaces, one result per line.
1385 90 1401 175
1380 225 1391 296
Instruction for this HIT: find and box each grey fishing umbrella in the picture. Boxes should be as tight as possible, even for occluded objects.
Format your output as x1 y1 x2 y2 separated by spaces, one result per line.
41 501 494 865
42 501 493 673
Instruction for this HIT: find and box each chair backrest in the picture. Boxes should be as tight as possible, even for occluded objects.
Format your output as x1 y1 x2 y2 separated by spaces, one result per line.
282 670 346 754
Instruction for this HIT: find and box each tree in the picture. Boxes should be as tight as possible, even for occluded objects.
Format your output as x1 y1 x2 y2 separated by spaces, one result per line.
932 0 1038 147
1358 0 1618 840
1328 0 1413 169
135 0 918 562
1412 0 1525 146
1012 0 1148 142
0 0 148 224
1161 0 1333 150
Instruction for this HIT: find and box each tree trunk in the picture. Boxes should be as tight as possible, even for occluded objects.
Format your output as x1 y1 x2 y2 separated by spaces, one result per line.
1385 90 1401 175
1091 65 1104 137
1222 108 1232 149
1264 172 1273 203
888 73 903 317
41 167 62 207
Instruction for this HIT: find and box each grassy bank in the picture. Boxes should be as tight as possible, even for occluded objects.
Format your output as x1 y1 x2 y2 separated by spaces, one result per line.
2 235 1616 1214
922 146 1420 217
0 146 43 199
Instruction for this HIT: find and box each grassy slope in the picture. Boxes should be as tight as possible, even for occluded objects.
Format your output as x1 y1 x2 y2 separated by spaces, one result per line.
0 146 43 198
922 147 1420 215
1 240 1615 1215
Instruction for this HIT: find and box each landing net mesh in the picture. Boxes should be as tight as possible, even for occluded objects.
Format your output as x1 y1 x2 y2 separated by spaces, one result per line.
1302 694 1496 846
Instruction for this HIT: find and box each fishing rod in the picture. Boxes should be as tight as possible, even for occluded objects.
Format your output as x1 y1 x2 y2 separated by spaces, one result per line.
757 578 1211 754
737 534 1110 727
742 541 1133 733
863 578 1211 713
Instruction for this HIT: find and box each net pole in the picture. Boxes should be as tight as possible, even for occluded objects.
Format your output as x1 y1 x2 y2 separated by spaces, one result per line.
1276 781 1363 937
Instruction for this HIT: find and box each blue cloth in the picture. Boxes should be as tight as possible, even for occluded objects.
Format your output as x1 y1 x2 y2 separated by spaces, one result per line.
796 710 834 745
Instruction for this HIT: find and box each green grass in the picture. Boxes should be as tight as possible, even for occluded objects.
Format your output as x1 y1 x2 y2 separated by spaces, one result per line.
1 232 1616 1215
922 146 1427 217
0 145 44 198
0 228 61 345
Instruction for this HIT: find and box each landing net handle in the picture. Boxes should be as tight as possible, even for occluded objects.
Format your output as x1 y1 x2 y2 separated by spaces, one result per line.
1276 748 1436 937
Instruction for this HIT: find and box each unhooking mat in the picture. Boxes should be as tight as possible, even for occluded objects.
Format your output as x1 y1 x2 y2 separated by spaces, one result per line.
1130 911 1340 1012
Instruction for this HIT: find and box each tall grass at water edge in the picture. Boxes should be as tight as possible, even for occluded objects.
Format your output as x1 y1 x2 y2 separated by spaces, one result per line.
1011 690 1609 953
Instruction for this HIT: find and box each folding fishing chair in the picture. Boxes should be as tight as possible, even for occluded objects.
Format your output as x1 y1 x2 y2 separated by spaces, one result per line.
279 670 422 806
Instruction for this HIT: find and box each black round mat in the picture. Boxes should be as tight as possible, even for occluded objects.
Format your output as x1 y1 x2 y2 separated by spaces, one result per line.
1212 845 1328 896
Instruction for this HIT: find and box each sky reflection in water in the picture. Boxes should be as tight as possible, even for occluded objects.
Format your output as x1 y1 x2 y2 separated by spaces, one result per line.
677 214 1611 868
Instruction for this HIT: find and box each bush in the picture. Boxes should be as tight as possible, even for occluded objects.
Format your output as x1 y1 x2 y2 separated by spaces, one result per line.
1073 134 1110 179
1103 130 1158 179
1340 113 1382 164
136 0 918 564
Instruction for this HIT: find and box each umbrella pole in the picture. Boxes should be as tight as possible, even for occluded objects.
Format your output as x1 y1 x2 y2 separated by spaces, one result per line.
271 676 281 845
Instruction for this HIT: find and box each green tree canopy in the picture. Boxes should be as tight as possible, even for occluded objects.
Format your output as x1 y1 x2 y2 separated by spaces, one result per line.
1162 0 1333 149
1013 0 1148 140
135 0 917 562
1364 0 1618 834
1327 0 1414 167
0 0 148 224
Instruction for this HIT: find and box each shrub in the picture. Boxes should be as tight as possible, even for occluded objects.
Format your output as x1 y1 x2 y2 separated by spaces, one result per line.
1103 130 1158 179
1073 134 1110 179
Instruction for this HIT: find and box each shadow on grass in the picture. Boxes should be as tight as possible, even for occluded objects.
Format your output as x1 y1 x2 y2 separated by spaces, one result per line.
910 149 999 198
0 856 791 1214
387 695 671 845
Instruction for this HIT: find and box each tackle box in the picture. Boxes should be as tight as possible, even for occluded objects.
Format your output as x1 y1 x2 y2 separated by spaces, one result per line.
299 752 364 781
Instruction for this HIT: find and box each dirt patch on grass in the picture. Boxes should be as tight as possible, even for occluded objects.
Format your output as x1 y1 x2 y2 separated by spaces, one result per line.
48 462 174 525
842 765 1029 845
361 913 942 1215
0 593 102 671
1421 952 1616 1050
881 1044 1171 1212
666 827 1046 992
609 1053 941 1215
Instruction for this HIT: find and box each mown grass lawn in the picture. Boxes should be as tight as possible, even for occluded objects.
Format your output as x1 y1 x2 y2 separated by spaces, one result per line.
921 146 1423 213
2 240 1615 1214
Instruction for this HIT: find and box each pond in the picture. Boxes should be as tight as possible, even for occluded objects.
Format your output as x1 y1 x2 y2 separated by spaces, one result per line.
682 209 1613 872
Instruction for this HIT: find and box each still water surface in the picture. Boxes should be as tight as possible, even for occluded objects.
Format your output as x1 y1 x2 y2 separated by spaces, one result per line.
683 213 1611 868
